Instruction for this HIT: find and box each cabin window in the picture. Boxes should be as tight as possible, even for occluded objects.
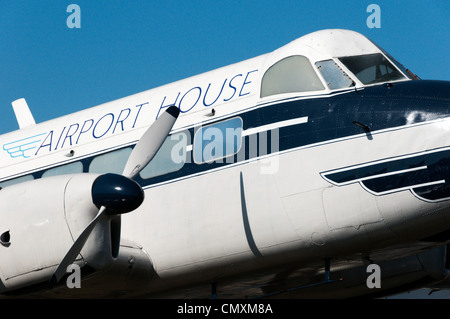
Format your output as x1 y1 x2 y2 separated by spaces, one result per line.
316 60 355 90
42 161 83 178
89 148 132 174
261 55 324 98
140 132 188 179
0 175 34 189
338 53 406 85
194 117 243 163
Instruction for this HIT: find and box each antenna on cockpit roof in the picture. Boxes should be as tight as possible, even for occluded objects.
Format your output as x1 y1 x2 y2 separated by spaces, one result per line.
11 98 36 129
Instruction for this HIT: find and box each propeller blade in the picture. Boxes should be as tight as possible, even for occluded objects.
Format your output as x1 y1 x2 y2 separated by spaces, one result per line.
50 106 179 286
50 206 107 286
122 105 180 179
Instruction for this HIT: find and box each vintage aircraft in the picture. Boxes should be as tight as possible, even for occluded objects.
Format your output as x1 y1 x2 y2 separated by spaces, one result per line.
1 29 449 298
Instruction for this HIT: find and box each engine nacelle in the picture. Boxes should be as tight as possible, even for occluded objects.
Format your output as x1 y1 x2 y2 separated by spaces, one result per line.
0 173 123 293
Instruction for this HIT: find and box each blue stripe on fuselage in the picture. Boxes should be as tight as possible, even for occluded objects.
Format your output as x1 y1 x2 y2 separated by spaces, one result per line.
135 80 450 187
6 80 450 188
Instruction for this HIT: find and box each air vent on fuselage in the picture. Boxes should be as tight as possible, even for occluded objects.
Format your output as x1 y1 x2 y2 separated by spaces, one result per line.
0 230 10 247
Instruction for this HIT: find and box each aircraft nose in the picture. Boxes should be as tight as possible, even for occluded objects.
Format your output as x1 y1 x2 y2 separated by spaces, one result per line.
91 173 144 214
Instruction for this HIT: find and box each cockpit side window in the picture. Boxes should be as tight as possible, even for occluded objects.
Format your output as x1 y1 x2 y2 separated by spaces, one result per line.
338 53 406 85
316 60 355 90
261 55 324 98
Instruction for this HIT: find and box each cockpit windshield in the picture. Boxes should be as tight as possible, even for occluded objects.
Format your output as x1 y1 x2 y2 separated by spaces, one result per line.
338 53 406 85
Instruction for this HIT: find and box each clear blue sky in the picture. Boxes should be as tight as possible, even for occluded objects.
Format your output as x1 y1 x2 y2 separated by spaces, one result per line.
1 0 449 135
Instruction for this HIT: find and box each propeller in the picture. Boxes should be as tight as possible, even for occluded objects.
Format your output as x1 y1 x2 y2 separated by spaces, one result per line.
50 105 180 286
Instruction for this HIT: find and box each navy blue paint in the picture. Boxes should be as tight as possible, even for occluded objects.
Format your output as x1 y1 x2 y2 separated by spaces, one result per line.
326 155 427 184
323 148 450 202
91 173 144 214
136 80 450 187
24 80 450 202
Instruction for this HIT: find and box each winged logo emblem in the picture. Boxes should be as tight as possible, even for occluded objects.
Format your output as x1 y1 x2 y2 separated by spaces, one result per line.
321 147 450 203
3 133 47 159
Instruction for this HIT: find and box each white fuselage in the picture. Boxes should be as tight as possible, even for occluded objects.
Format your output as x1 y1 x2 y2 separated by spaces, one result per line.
1 29 450 297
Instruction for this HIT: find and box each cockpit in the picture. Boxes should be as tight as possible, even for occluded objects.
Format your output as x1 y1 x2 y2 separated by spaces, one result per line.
338 53 406 85
259 29 415 99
